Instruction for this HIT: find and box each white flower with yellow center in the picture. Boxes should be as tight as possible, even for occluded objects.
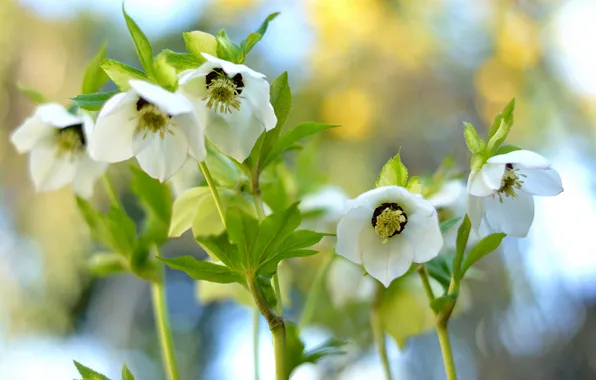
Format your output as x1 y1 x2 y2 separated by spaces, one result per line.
336 186 443 287
10 103 107 197
179 53 276 162
467 150 563 237
90 80 205 182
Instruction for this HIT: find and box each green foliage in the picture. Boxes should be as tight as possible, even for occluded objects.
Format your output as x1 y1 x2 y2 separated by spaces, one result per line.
463 122 485 154
87 252 127 276
16 84 47 104
122 4 154 78
215 29 243 63
494 144 521 156
152 52 178 92
158 256 245 284
430 294 457 314
73 361 110 380
285 323 345 377
440 216 462 234
121 364 135 380
101 59 149 91
159 49 202 72
486 99 515 155
71 90 119 111
454 214 471 273
183 31 217 62
376 153 411 188
461 233 506 275
425 254 453 291
239 12 280 61
82 42 109 94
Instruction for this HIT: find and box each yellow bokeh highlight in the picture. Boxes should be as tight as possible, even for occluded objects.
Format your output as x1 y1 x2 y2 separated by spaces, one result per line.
475 57 522 106
321 88 374 141
496 11 542 70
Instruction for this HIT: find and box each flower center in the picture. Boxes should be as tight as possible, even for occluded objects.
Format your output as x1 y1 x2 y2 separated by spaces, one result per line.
496 163 526 202
55 123 85 159
371 202 408 238
136 98 171 140
203 68 244 114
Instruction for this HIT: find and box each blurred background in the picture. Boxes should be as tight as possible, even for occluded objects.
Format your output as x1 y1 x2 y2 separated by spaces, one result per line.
1 0 596 379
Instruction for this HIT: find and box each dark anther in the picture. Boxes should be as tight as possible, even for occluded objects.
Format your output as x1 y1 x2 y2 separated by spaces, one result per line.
59 124 86 146
205 68 225 87
136 98 149 111
232 73 244 94
505 163 514 170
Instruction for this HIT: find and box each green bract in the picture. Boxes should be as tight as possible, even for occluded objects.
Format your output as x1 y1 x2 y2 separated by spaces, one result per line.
375 153 420 193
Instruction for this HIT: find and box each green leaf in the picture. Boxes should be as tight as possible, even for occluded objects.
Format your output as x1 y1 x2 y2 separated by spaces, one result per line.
130 166 172 248
252 203 301 268
183 31 217 61
196 233 243 268
376 153 409 188
260 229 325 276
17 84 47 104
440 216 462 234
159 256 245 284
215 29 242 63
494 144 521 156
463 122 485 154
121 364 135 380
153 52 178 92
159 49 202 72
461 233 506 275
405 175 421 194
122 4 153 77
425 255 453 290
430 294 457 314
470 152 487 172
453 214 471 277
87 253 127 276
226 207 260 266
73 360 111 380
239 12 280 60
487 99 515 154
71 90 119 111
102 59 149 91
82 42 109 94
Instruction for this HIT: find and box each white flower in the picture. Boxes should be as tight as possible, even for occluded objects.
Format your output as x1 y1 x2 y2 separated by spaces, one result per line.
90 80 206 182
336 186 443 287
327 258 376 308
427 180 467 248
179 53 276 162
300 186 349 233
10 103 107 197
467 150 563 237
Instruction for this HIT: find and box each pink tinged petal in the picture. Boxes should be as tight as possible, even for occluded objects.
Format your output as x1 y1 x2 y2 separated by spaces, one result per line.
128 80 193 116
336 207 370 265
171 112 206 162
520 168 563 196
360 226 414 287
90 92 139 162
488 149 550 170
10 116 54 153
467 195 486 231
72 155 108 198
404 209 443 263
35 103 81 127
484 192 534 237
132 128 189 182
29 145 77 191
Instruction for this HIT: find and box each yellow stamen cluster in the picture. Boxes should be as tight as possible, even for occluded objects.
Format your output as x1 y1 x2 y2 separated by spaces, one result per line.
55 126 85 160
497 166 526 202
203 71 242 114
136 104 171 140
373 205 408 239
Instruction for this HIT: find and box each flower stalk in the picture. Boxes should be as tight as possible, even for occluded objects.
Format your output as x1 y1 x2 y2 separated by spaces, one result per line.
371 283 392 380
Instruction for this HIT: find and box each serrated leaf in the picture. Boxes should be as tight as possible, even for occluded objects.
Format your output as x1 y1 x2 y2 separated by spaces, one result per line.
252 203 301 268
73 360 111 380
239 12 280 60
17 84 47 104
196 233 243 268
121 364 135 380
183 31 217 61
487 99 515 154
159 256 245 284
376 153 409 188
71 90 119 111
102 59 149 91
440 216 462 234
159 49 202 72
406 176 421 193
88 253 127 276
153 52 178 92
215 29 242 63
463 122 485 154
461 233 506 275
122 4 153 77
82 42 109 94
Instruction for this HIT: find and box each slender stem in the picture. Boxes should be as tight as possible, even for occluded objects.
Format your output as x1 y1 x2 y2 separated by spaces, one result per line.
371 283 392 380
151 275 180 380
298 254 334 329
199 162 226 227
251 191 265 220
253 308 260 380
272 325 287 380
417 265 435 303
273 273 284 318
101 173 122 208
436 321 457 380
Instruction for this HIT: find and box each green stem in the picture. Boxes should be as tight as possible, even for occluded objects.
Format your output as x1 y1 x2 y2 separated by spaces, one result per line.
199 161 226 227
436 321 457 380
151 275 180 380
417 265 435 302
101 173 122 208
371 283 392 380
253 308 260 380
272 325 287 380
298 254 334 329
273 273 284 318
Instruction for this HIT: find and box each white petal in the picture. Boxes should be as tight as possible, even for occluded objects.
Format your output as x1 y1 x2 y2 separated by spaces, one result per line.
72 155 108 198
29 145 76 191
468 163 504 197
360 226 414 287
467 171 491 197
345 186 417 214
201 53 266 78
520 168 563 196
10 115 54 153
80 111 95 143
404 209 442 263
427 180 465 209
336 207 370 265
327 258 370 308
467 195 486 231
488 149 550 170
171 112 206 162
132 128 189 182
484 192 534 237
90 92 138 162
36 103 81 127
129 80 193 116
179 73 208 99
242 75 277 131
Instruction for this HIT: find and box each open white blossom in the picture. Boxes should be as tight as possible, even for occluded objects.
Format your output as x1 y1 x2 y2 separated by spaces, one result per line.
10 103 107 197
467 150 563 237
90 80 205 182
427 180 467 248
336 186 443 287
179 53 276 162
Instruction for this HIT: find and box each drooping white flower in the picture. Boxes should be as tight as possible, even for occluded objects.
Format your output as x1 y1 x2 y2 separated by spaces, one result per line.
90 80 205 182
336 186 443 287
467 150 563 237
327 257 376 308
179 53 276 162
10 103 107 197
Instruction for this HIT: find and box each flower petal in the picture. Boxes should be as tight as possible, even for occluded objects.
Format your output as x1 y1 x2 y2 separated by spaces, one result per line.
467 170 492 197
29 145 76 191
520 168 563 196
427 180 465 209
484 192 534 237
72 155 108 198
467 195 486 231
171 111 206 162
36 103 82 127
132 129 189 182
360 226 414 287
404 209 442 263
468 163 504 197
242 75 277 131
201 53 266 78
10 115 54 153
129 80 193 116
90 92 138 162
336 206 370 265
488 150 550 170
345 186 417 214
